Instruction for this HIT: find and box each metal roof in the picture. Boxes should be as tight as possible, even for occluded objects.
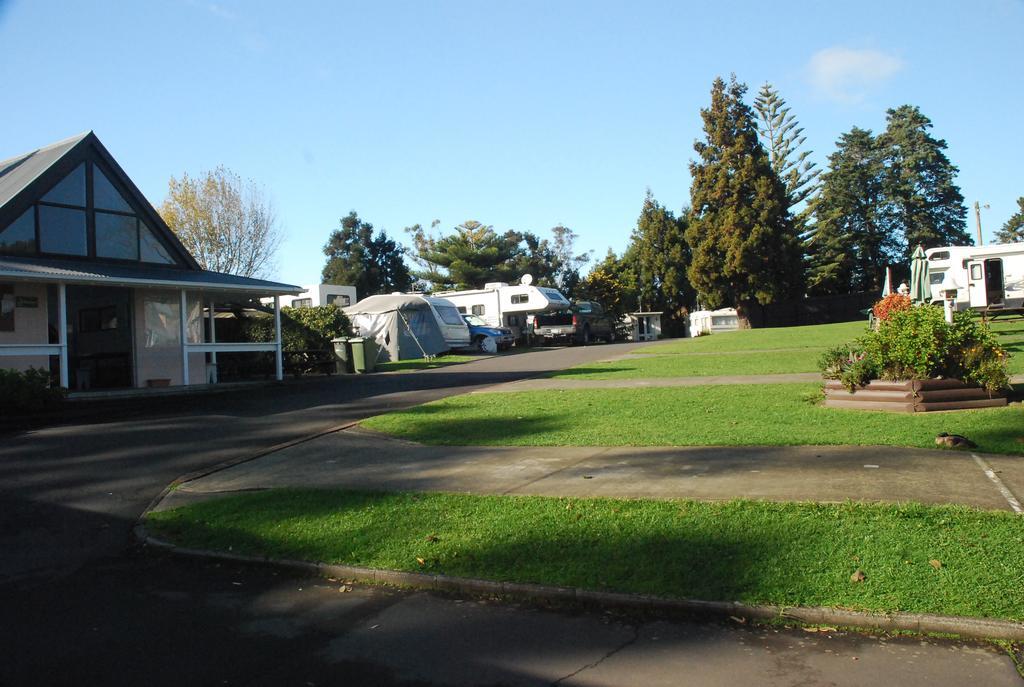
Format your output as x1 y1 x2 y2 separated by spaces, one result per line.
0 255 301 294
0 132 90 211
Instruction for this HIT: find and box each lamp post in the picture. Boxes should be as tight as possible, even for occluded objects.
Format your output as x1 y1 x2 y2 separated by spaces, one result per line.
974 201 990 246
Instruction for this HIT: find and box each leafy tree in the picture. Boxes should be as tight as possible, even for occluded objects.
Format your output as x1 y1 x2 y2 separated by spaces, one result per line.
321 211 412 297
407 220 522 290
578 249 638 317
630 191 692 334
549 225 591 299
807 127 896 295
877 105 971 253
685 76 803 327
753 83 820 232
994 197 1024 243
159 166 281 278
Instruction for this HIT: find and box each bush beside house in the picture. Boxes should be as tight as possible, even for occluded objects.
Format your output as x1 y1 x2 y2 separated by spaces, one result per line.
0 368 66 415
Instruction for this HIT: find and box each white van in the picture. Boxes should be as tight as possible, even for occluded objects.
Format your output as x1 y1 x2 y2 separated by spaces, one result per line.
925 243 1024 312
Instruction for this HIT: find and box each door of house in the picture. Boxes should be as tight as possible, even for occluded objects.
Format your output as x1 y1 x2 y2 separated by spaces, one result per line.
66 285 134 389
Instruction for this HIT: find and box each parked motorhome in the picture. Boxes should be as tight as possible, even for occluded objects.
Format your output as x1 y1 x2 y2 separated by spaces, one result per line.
925 243 1024 313
436 275 570 339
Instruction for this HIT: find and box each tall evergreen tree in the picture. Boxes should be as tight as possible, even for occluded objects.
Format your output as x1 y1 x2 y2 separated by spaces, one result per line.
549 224 591 299
753 83 820 231
877 105 971 253
407 220 523 290
321 211 412 296
685 76 803 327
631 190 693 333
578 248 638 317
807 127 896 295
994 197 1024 244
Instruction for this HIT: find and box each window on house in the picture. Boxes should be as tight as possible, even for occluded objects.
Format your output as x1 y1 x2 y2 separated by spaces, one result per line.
0 208 36 255
38 205 87 256
95 212 139 260
139 222 175 264
41 163 86 207
471 304 486 315
0 285 14 332
93 168 133 213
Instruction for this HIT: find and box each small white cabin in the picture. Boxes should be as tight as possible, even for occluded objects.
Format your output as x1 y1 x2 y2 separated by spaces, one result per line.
436 276 570 338
277 284 357 309
925 243 1024 312
689 308 739 336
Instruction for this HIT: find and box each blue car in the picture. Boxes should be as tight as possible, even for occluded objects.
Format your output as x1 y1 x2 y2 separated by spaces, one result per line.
461 314 516 352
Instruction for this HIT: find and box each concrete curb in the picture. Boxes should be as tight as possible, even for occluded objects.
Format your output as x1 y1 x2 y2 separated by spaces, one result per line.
135 525 1024 642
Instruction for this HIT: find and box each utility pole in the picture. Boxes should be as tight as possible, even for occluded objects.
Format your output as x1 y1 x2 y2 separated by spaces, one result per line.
974 201 990 246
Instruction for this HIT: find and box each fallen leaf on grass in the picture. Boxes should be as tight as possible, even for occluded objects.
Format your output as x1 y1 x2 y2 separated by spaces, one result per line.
416 557 426 566
425 534 439 543
729 615 747 625
850 570 867 583
929 559 942 570
802 626 837 633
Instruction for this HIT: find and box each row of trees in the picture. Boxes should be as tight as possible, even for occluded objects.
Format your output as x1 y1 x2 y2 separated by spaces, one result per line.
158 77 1022 333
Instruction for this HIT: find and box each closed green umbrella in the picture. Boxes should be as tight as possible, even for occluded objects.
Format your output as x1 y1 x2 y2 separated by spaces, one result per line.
909 245 930 303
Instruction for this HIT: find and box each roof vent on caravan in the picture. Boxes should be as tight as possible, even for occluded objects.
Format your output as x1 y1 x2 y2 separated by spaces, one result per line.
484 282 510 289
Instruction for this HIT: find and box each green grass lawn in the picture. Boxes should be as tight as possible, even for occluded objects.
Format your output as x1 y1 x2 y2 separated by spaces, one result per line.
361 384 1024 455
376 354 479 373
146 489 1024 621
554 318 1023 380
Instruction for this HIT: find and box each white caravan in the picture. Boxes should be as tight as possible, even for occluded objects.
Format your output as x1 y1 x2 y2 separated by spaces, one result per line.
420 295 471 348
436 275 571 339
925 243 1024 313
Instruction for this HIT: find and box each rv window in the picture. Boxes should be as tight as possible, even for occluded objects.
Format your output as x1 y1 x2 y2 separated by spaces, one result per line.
325 294 351 307
291 298 313 308
970 264 983 280
511 294 529 304
929 272 945 285
456 306 466 314
471 305 486 316
928 251 950 261
435 305 465 325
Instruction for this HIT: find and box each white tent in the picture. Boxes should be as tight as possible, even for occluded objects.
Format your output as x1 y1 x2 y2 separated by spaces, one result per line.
344 294 448 362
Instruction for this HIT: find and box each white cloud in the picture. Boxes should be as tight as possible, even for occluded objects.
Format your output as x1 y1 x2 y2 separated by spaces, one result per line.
807 47 905 104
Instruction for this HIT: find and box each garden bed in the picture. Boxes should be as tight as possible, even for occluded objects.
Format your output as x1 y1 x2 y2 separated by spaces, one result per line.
824 378 1007 413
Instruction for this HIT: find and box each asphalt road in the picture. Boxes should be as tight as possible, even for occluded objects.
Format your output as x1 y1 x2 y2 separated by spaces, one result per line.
1 343 1021 686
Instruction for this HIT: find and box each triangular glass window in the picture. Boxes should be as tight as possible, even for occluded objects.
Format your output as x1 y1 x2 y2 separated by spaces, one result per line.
140 222 175 264
41 163 86 207
0 208 36 255
93 166 134 213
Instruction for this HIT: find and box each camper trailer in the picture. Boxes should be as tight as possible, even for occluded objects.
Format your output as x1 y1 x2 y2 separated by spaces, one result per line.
925 243 1024 313
436 275 570 339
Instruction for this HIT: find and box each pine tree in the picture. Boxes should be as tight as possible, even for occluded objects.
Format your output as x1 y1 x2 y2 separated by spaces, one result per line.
685 76 803 327
321 211 412 296
630 190 692 333
877 105 971 253
994 197 1024 244
753 83 820 230
807 127 896 295
407 220 523 290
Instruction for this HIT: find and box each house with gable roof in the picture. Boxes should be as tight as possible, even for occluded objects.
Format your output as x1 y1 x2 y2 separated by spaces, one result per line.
0 132 301 391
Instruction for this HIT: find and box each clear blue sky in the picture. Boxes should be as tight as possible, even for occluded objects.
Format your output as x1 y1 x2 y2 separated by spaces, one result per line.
2 0 1021 286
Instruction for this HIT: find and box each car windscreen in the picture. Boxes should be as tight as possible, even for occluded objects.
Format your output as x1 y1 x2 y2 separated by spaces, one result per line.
463 314 486 326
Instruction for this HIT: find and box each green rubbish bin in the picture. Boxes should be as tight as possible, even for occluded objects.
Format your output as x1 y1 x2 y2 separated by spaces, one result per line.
361 337 378 373
332 337 353 374
350 336 368 373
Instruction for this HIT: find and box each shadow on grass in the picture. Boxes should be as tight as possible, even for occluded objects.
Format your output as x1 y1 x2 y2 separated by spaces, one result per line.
543 365 633 378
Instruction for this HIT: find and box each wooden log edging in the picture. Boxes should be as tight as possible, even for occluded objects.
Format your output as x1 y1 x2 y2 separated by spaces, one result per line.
823 379 1007 413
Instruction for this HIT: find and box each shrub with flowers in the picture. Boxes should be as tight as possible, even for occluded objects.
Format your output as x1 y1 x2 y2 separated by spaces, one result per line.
871 293 912 322
820 303 1010 393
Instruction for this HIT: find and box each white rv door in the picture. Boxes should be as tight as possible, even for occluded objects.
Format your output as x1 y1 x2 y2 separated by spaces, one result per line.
967 260 987 308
